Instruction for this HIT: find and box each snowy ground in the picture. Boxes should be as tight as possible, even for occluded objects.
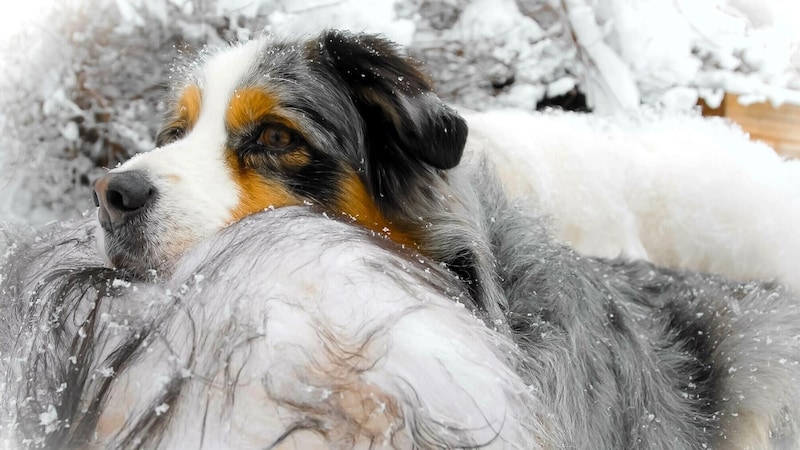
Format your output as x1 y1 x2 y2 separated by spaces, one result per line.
0 0 799 224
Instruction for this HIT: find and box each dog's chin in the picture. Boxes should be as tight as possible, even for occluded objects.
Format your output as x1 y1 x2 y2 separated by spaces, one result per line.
96 226 180 280
108 251 172 280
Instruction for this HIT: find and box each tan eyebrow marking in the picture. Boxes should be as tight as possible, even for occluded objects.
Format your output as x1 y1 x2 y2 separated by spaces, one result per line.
179 84 202 127
161 84 202 138
225 87 299 132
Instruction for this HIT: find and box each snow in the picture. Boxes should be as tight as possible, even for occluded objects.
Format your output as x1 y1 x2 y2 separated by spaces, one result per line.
60 122 80 142
0 0 52 40
231 0 417 46
154 403 170 416
115 0 147 27
567 2 641 113
111 278 132 289
37 405 58 434
547 77 577 98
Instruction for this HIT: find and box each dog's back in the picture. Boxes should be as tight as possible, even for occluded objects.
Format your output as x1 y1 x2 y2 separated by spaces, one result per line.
450 157 800 448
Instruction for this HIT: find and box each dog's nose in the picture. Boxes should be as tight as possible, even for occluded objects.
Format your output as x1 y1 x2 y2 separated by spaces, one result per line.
93 171 156 228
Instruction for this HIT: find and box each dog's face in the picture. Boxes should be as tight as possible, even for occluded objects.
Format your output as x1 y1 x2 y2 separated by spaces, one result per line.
93 31 468 273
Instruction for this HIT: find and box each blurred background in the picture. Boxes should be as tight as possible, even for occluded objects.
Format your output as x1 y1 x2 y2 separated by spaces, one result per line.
0 0 798 225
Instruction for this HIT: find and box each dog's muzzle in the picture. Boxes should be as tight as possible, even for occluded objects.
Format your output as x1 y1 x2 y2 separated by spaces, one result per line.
92 170 157 233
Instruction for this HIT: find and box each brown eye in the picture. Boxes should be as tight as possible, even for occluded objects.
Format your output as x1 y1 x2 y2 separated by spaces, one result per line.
258 125 294 151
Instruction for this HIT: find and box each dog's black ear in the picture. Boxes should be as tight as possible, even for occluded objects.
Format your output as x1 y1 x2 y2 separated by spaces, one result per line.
312 30 468 172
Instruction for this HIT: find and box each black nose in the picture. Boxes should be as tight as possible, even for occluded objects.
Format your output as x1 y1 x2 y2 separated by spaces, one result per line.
106 171 154 212
93 171 156 227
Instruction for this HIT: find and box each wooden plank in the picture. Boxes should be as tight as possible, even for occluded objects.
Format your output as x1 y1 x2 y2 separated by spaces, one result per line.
725 94 800 123
698 97 725 117
775 141 800 159
705 93 800 159
747 133 779 148
734 116 800 142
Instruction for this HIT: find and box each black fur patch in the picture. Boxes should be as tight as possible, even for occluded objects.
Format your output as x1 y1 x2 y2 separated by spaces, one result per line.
284 151 345 205
661 299 719 418
311 30 468 215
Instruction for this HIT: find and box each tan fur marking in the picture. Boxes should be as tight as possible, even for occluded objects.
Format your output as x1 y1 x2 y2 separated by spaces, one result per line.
277 150 312 170
334 383 401 437
225 87 299 132
225 152 302 223
160 85 202 139
337 173 416 248
94 408 127 445
179 84 201 128
93 388 135 446
298 347 405 445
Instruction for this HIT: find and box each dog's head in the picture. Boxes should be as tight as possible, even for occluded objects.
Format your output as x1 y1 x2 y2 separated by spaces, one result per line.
93 31 468 273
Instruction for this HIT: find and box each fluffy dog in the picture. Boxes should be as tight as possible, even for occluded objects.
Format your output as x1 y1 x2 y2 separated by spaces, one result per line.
1 211 540 448
465 110 800 291
3 31 800 448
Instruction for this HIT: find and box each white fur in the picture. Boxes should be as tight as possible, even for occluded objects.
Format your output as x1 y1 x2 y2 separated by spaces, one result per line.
464 109 800 290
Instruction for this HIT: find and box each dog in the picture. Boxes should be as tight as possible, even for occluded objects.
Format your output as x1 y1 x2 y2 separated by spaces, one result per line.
464 110 800 291
3 30 800 448
1 210 542 449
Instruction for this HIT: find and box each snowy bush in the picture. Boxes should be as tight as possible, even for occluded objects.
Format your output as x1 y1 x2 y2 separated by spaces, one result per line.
0 0 798 224
1 0 178 223
415 0 800 111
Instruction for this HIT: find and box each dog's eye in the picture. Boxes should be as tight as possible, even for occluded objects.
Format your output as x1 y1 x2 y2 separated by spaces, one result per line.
257 125 295 151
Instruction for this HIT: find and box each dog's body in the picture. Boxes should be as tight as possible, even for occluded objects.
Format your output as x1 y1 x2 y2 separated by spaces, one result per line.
3 31 800 448
465 110 800 290
1 211 542 449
